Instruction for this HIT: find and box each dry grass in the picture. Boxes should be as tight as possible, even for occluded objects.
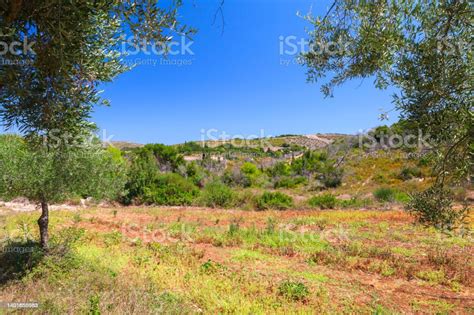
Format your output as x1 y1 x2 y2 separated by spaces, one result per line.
0 206 472 314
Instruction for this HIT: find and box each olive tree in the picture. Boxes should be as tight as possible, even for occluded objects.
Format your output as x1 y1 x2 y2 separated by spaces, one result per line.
0 1 194 248
1 1 195 135
0 135 127 249
301 0 472 228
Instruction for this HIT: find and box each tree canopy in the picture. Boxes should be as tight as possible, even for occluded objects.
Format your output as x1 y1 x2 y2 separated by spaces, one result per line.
0 0 195 136
0 1 195 248
0 135 126 204
301 0 472 184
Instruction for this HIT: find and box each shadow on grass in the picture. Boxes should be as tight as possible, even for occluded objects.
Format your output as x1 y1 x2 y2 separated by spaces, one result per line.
0 240 44 286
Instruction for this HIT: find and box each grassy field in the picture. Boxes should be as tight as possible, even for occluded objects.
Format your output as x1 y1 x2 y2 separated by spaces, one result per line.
0 206 473 314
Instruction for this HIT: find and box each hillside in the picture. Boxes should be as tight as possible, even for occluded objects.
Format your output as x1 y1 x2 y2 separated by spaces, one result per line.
177 133 351 151
1 133 472 314
110 141 144 150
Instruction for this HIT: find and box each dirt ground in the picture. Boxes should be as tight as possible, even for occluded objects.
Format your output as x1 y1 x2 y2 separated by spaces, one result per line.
1 205 473 313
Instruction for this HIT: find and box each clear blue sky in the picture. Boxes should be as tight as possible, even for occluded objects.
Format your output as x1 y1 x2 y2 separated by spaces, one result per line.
94 0 398 144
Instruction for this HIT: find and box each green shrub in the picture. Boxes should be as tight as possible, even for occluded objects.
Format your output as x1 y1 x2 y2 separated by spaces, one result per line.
338 197 372 209
201 181 235 208
240 162 266 187
241 162 259 176
278 280 309 301
143 173 199 206
290 151 327 175
394 191 411 204
308 194 337 209
142 143 184 172
274 176 307 189
185 161 208 187
321 167 343 188
373 188 396 202
267 161 291 177
234 190 257 210
408 185 469 230
123 150 160 204
398 167 422 180
256 192 293 210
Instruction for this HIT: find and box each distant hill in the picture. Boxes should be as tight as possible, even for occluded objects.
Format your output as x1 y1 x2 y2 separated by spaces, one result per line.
110 133 354 151
179 133 352 151
110 141 143 150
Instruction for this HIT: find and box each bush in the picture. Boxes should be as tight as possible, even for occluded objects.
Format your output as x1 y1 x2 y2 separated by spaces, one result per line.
240 162 259 175
290 151 328 176
398 167 422 181
233 190 257 210
237 162 267 187
142 143 184 172
320 167 343 188
308 194 337 209
123 150 160 204
278 280 309 301
373 187 396 202
274 176 307 189
256 192 293 210
142 173 199 206
408 185 469 230
200 181 235 208
338 197 372 209
267 161 291 178
185 161 208 187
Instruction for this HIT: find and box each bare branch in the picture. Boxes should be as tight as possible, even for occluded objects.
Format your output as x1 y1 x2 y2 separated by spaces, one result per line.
212 0 225 35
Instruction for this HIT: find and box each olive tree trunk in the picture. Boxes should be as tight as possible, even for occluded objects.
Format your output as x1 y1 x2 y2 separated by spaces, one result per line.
38 201 49 250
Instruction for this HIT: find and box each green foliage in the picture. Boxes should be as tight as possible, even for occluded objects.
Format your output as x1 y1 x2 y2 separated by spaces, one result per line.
142 144 184 172
256 192 293 211
394 192 411 204
0 240 44 284
241 162 259 176
88 294 101 315
408 185 469 231
274 176 307 189
278 280 309 301
0 0 194 247
370 125 391 143
308 194 337 209
185 161 208 187
290 151 327 176
267 161 291 177
418 154 434 167
338 197 372 209
416 270 445 285
320 167 343 188
200 259 220 274
142 173 199 206
123 150 160 205
302 0 472 188
200 181 235 208
0 135 126 204
106 146 124 163
177 141 205 154
373 188 396 203
233 190 257 211
240 162 266 187
124 145 196 205
0 1 194 136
